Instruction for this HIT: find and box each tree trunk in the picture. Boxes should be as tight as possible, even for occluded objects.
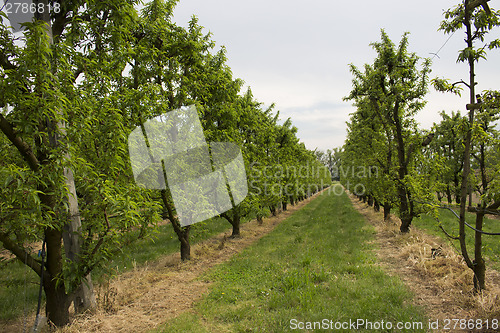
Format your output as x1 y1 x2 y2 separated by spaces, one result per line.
38 0 96 316
179 232 191 261
373 199 380 212
43 228 71 326
44 280 72 327
367 195 373 206
398 184 412 233
269 205 277 216
473 212 486 291
468 186 473 207
73 275 96 313
457 2 477 283
394 101 412 233
453 174 461 204
472 140 489 292
446 185 452 204
383 203 391 221
221 210 241 238
231 220 240 237
230 210 241 237
62 167 96 313
174 224 191 261
160 189 191 261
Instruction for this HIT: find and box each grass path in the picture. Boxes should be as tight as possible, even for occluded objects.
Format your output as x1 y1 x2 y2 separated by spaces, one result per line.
55 190 326 333
155 190 426 332
12 187 499 332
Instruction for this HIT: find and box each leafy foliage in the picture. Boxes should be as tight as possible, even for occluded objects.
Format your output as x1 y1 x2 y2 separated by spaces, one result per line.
0 0 329 325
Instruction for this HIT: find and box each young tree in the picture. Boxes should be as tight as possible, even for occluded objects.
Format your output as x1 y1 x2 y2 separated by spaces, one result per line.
342 97 397 219
430 111 466 204
345 30 432 232
434 0 500 291
123 0 216 260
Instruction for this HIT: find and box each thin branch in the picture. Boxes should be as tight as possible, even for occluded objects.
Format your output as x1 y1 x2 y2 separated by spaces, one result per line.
439 224 460 240
0 114 40 171
452 80 470 89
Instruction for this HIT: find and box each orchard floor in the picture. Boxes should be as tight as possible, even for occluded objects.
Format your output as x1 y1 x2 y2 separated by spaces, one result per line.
349 194 500 331
3 188 499 332
54 191 325 333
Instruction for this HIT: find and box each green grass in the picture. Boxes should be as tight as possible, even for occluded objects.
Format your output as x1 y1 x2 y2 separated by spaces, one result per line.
155 191 428 333
0 216 238 321
413 208 500 271
0 259 43 322
93 216 236 282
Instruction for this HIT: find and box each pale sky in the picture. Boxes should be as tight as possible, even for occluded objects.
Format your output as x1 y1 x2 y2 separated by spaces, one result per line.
172 0 500 151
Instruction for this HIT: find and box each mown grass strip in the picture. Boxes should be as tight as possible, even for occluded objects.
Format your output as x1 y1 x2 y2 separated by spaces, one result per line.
0 216 236 321
155 191 427 332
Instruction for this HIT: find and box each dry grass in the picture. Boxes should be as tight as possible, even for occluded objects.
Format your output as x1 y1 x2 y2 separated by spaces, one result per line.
53 191 325 333
349 194 500 327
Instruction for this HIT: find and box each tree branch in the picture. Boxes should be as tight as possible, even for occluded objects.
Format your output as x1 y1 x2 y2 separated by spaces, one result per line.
0 51 16 71
0 114 40 171
421 132 434 147
486 201 500 210
220 212 233 224
0 232 43 277
452 80 470 89
439 225 460 240
468 0 491 15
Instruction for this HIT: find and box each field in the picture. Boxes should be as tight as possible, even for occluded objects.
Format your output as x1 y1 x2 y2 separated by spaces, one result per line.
154 190 427 332
2 189 500 332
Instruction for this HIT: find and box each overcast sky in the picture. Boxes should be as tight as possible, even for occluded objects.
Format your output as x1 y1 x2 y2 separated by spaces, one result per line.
172 0 500 151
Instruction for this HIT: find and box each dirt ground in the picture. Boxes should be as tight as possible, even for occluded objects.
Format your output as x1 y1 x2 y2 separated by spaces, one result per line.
348 194 500 333
3 189 499 332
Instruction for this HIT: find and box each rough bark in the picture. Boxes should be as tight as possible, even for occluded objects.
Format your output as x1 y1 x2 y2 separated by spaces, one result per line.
44 279 71 327
62 168 96 313
473 212 486 291
383 203 391 221
221 210 241 238
179 231 191 261
161 189 191 261
43 228 72 326
458 0 477 282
